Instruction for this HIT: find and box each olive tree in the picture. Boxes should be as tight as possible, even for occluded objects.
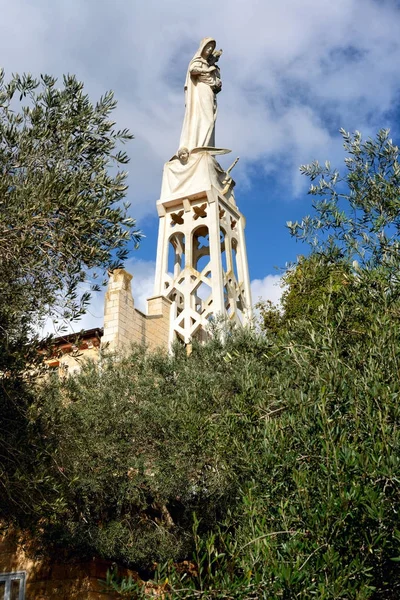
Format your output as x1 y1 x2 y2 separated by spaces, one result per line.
0 69 141 523
288 128 400 275
0 69 141 372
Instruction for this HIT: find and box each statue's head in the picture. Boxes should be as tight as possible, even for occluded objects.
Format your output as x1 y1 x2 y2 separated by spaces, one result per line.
177 147 189 164
202 41 215 59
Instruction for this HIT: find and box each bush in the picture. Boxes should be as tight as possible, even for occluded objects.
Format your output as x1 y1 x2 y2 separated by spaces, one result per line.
31 330 274 568
5 128 400 598
24 276 400 598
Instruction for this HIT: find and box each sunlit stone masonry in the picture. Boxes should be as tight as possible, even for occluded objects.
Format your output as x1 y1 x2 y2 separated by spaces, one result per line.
103 37 252 352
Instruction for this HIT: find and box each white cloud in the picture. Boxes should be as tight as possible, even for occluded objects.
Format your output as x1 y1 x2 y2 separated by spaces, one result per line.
1 0 399 220
251 274 283 307
125 258 156 313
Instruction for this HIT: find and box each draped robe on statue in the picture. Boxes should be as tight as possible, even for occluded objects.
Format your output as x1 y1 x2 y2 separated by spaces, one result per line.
161 149 230 200
179 37 221 151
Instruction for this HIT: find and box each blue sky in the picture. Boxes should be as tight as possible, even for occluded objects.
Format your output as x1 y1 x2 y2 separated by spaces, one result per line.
2 0 400 331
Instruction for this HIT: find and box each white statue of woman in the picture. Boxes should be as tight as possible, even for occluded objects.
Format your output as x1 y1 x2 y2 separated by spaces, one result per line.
179 37 222 152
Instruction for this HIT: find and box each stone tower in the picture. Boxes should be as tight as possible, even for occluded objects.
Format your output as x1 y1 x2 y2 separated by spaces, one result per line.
153 154 252 345
153 37 252 345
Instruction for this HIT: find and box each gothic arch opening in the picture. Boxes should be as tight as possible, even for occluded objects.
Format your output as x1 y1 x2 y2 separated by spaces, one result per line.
192 225 210 274
220 227 228 275
231 237 240 283
168 232 185 278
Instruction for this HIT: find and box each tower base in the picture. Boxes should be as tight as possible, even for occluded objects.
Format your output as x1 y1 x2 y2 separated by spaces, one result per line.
154 151 252 345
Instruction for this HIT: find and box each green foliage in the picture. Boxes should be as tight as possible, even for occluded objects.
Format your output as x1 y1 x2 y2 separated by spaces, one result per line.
231 291 400 598
4 126 400 598
257 256 352 334
145 277 399 599
0 69 141 362
255 298 283 335
29 331 274 567
0 69 141 532
281 255 351 322
241 127 400 598
100 568 145 598
288 128 400 275
22 289 400 597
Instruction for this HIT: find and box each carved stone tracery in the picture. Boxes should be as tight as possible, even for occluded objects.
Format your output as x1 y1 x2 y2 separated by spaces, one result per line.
154 189 252 345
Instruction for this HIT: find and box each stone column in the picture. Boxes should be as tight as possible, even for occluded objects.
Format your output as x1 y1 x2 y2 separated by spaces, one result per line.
102 269 140 352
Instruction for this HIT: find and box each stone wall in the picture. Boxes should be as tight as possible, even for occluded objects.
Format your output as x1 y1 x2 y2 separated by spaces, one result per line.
0 529 168 599
102 269 171 354
0 530 119 599
146 296 172 349
44 270 171 375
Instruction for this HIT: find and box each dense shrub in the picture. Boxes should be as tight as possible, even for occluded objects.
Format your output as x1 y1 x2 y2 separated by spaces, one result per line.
24 275 400 598
31 328 273 567
4 128 400 597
